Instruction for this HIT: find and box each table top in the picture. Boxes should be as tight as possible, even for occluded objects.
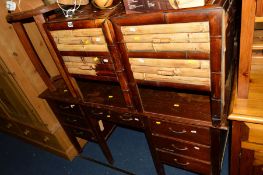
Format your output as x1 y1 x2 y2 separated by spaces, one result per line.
229 55 263 124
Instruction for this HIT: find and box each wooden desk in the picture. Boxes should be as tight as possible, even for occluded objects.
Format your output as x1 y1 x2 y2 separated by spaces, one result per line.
229 55 263 175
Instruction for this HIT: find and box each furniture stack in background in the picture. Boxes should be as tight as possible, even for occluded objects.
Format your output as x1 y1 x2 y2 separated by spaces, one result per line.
0 0 82 160
229 0 263 174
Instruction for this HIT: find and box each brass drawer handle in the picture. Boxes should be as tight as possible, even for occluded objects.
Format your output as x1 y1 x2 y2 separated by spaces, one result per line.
6 123 12 129
91 110 104 116
171 144 188 151
43 136 50 143
162 148 175 153
169 127 187 134
24 129 30 135
173 158 190 166
119 113 133 121
59 104 75 109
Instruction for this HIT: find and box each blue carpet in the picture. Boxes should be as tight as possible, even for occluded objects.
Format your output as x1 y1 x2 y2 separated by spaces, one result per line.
0 127 229 175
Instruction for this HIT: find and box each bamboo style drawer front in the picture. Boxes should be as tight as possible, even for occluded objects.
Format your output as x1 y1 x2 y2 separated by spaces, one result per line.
157 150 211 175
67 125 95 141
150 119 210 145
62 56 115 77
131 58 210 86
152 135 211 161
50 28 108 52
121 22 210 53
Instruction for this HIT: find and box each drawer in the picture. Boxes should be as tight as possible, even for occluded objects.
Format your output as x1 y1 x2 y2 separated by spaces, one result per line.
67 126 95 141
121 22 210 53
50 28 109 52
152 135 210 161
244 123 263 144
36 132 63 150
62 56 116 77
86 107 144 129
157 150 211 175
150 119 210 145
18 124 41 141
131 58 210 87
52 101 83 117
57 113 91 130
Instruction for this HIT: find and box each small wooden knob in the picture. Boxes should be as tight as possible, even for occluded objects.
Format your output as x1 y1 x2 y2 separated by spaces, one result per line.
24 130 30 135
43 136 50 143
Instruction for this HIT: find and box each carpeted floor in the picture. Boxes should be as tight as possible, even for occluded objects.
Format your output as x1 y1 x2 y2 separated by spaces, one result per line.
0 127 229 175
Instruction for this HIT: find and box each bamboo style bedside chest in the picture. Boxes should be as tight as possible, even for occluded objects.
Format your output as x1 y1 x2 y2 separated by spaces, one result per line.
7 0 239 174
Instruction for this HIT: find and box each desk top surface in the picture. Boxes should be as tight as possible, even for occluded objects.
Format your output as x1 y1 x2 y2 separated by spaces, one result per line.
229 56 263 124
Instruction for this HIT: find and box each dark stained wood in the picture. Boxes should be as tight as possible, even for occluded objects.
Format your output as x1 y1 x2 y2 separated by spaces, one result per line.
240 149 255 175
33 14 79 97
6 3 59 23
230 121 242 175
157 149 211 175
12 22 56 91
210 127 222 175
152 135 211 161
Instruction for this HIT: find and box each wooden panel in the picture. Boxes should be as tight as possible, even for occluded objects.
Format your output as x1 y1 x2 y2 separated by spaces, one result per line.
238 0 256 98
0 1 60 132
245 122 263 144
24 22 59 78
242 141 263 152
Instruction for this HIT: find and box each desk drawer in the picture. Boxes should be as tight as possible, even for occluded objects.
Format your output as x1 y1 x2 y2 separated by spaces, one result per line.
86 107 144 129
57 113 91 129
157 150 211 175
152 135 210 161
244 122 263 144
0 118 21 134
67 126 95 141
150 119 210 145
62 56 116 77
52 102 83 117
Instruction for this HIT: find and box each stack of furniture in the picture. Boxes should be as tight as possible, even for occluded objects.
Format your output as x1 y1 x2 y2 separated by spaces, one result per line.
7 0 239 174
229 0 263 174
0 0 81 160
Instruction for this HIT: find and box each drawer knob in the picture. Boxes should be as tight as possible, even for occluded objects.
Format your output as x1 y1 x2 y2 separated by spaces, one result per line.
174 159 190 166
70 105 75 108
190 130 197 134
173 104 180 107
194 146 200 150
119 113 133 121
108 95 113 99
155 121 161 125
171 144 188 151
103 59 109 63
63 89 68 93
169 127 187 134
43 136 50 143
6 123 12 129
24 130 30 135
106 114 111 118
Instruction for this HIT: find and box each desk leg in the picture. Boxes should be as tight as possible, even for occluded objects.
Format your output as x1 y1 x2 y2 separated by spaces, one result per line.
89 118 114 164
144 118 165 175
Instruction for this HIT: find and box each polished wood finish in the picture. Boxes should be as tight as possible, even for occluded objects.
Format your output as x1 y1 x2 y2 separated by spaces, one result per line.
9 1 238 174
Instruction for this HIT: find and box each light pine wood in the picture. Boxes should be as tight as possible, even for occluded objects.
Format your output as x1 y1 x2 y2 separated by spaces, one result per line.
237 0 256 98
254 151 263 165
121 22 209 35
24 22 60 78
13 0 44 12
241 141 263 152
244 123 263 144
230 53 263 122
0 0 79 159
